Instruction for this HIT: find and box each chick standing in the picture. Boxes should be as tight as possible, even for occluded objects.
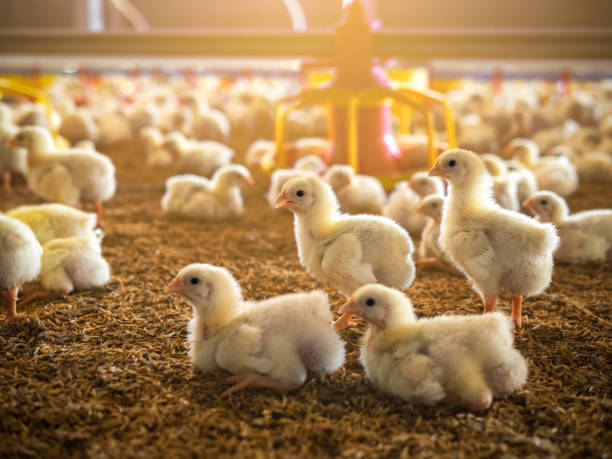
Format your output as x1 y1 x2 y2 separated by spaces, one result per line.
340 284 527 412
523 191 612 263
0 102 27 192
0 215 42 320
266 155 325 208
161 165 253 219
8 126 116 227
429 149 559 327
275 176 415 325
167 263 345 395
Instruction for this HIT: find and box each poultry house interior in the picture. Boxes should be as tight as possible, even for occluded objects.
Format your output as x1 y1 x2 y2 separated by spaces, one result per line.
0 0 611 457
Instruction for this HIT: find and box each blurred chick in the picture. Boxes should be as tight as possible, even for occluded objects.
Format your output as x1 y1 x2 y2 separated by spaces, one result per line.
524 191 612 263
167 263 345 395
415 195 461 275
429 149 559 327
275 176 415 323
6 203 97 245
0 215 42 320
8 126 116 227
323 165 386 215
266 155 325 208
161 165 253 220
505 159 539 205
480 154 520 212
163 132 234 177
0 102 28 192
507 138 578 197
340 284 527 412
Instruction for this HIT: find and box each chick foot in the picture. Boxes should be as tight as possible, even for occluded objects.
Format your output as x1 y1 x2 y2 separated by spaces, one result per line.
483 294 497 314
508 293 523 328
18 290 63 307
3 288 19 322
93 201 105 229
221 372 300 397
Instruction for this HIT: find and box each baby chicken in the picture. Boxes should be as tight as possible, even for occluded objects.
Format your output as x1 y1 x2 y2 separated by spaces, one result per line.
505 159 538 205
415 195 461 275
0 215 43 320
161 165 253 220
8 126 116 227
20 232 110 305
340 284 527 412
275 176 415 305
508 138 578 197
429 149 559 327
6 203 97 245
266 155 326 208
323 165 386 215
383 172 445 237
167 263 345 395
523 191 612 264
481 154 520 212
163 132 234 177
0 102 27 192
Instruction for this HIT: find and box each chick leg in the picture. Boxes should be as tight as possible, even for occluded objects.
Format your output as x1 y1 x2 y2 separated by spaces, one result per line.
221 372 301 397
3 287 19 322
2 171 11 193
18 290 60 307
93 201 105 229
508 293 523 328
483 294 497 314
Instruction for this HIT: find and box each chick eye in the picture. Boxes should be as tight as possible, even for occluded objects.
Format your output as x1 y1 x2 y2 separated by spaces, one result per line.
365 298 376 307
448 159 456 167
190 277 199 285
540 199 548 205
296 190 305 197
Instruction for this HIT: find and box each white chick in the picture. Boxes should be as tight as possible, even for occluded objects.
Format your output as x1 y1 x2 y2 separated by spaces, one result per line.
8 127 116 227
245 139 274 168
275 176 415 307
415 195 461 275
6 203 97 245
340 284 527 412
507 138 578 197
182 95 230 142
0 215 42 320
167 263 345 395
266 155 326 208
20 232 110 305
505 159 539 205
140 126 171 167
161 165 253 220
429 149 559 327
572 151 612 183
480 154 520 212
383 172 445 237
59 111 98 146
163 132 234 177
323 165 386 215
0 102 28 192
523 191 612 264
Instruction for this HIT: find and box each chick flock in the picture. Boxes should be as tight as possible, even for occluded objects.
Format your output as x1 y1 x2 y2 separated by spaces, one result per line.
1 75 611 414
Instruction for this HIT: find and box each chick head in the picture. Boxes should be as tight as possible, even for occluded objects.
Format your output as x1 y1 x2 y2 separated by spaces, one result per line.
416 194 445 221
409 171 444 197
215 164 254 188
340 284 416 330
506 138 538 166
7 126 53 152
275 176 337 216
480 154 508 177
293 154 326 175
429 148 487 187
522 191 567 223
323 165 354 192
167 263 242 320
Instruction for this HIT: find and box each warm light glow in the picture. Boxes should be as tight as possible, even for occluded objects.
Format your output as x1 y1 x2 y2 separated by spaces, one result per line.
283 0 308 32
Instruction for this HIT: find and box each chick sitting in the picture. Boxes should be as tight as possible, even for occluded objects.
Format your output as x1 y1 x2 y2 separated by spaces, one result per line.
161 165 253 220
167 263 345 396
323 165 386 215
341 284 528 412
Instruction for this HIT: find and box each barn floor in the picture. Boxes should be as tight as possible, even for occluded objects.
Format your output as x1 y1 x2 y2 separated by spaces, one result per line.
1 142 610 458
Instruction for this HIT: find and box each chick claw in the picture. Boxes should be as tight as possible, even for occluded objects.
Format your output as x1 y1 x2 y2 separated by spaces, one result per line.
221 372 300 397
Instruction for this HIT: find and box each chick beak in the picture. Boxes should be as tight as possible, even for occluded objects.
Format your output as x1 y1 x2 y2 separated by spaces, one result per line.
522 198 536 213
428 163 445 178
333 297 359 332
274 191 294 209
167 277 185 295
339 297 359 316
415 201 426 214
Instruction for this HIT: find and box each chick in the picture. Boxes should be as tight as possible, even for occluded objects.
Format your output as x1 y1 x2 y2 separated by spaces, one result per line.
161 165 253 220
508 138 578 197
6 203 97 245
275 176 415 310
167 263 345 395
523 191 612 263
58 111 98 146
429 149 559 327
163 132 234 177
266 155 326 208
0 102 27 192
383 172 445 237
8 126 116 227
20 232 110 305
323 165 386 215
0 215 42 320
340 284 527 412
415 195 461 275
505 159 538 205
480 154 520 212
